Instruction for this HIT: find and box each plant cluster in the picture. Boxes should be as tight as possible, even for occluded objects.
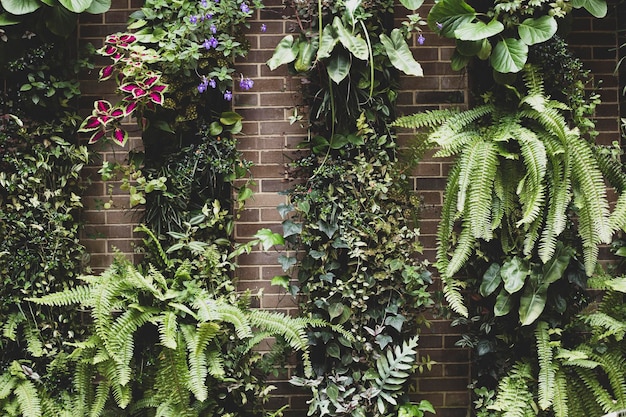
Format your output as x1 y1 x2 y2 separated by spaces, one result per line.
267 0 435 415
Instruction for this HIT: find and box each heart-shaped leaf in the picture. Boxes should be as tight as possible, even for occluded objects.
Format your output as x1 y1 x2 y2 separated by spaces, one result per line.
58 0 91 13
380 29 423 76
267 35 298 71
327 51 351 84
501 257 528 294
519 277 548 326
333 16 369 61
518 16 557 46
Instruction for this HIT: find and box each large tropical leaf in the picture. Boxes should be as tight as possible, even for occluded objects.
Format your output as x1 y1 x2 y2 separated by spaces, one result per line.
519 275 548 325
1 0 41 15
427 0 476 38
327 51 351 84
267 35 298 71
491 38 528 73
333 16 368 61
518 16 558 46
58 0 91 13
380 29 423 77
454 19 504 41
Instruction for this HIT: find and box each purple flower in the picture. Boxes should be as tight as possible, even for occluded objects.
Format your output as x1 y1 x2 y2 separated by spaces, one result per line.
260 23 267 32
209 78 216 88
206 13 213 19
203 36 218 49
436 22 443 30
239 76 254 91
200 0 208 6
240 3 249 13
224 90 232 101
198 77 209 93
189 15 198 24
417 34 425 45
210 24 217 34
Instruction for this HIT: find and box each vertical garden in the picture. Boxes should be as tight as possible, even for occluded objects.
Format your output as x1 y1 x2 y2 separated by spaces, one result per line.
0 0 625 416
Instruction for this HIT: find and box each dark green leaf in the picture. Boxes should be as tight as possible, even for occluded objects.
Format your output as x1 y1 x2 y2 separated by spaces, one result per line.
328 303 345 320
277 203 294 219
541 243 572 285
267 35 298 71
519 277 548 326
327 50 351 84
327 343 341 358
384 314 406 332
494 288 513 316
317 24 338 60
333 16 369 61
480 263 502 297
380 29 423 76
282 220 302 238
58 0 91 13
277 255 297 272
318 220 338 238
450 50 471 70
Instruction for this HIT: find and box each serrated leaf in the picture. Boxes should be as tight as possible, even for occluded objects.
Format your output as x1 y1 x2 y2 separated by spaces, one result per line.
518 16 557 46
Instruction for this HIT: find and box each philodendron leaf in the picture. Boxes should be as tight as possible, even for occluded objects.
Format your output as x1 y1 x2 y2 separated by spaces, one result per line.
399 0 424 9
519 277 548 326
327 51 351 84
333 16 368 61
571 0 607 18
427 0 476 38
480 263 502 297
541 242 572 286
59 0 91 12
380 29 423 76
491 38 528 73
454 19 504 41
267 35 298 71
518 16 557 46
501 257 528 294
494 288 513 317
317 24 338 60
1 0 41 14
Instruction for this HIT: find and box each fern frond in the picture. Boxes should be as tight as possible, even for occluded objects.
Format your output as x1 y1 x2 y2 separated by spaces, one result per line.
391 109 458 129
180 324 208 402
110 381 131 409
574 365 617 413
592 349 626 409
3 312 25 341
580 312 626 341
609 192 626 233
157 311 179 349
522 64 546 100
89 380 110 417
135 224 172 269
0 373 17 400
14 380 42 417
553 368 568 417
445 220 476 280
435 162 461 278
466 140 499 240
521 106 568 143
431 128 481 158
212 301 252 339
515 126 547 227
156 338 191 411
489 362 535 417
206 349 225 379
27 285 93 307
535 321 555 410
373 336 419 413
441 276 468 318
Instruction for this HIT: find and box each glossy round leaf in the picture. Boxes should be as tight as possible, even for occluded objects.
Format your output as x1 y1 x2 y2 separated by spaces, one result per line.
518 16 557 46
1 0 41 14
454 19 504 41
58 0 91 13
490 38 528 73
427 0 476 38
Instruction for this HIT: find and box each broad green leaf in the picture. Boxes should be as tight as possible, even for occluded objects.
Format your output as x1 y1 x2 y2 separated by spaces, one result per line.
328 303 345 320
317 220 338 238
333 16 368 61
254 228 284 251
384 314 406 332
277 203 294 219
327 383 340 402
58 0 91 13
380 29 423 77
270 275 290 289
330 134 350 149
294 40 317 72
399 0 424 9
85 0 111 14
427 0 476 38
327 51 351 84
282 220 302 238
477 38 492 60
267 35 298 71
572 0 607 17
1 0 41 15
494 288 513 316
519 278 548 326
541 243 572 285
491 38 528 73
480 263 502 297
0 12 21 24
277 255 297 271
501 257 528 294
454 19 504 41
317 24 338 60
518 16 557 46
219 111 243 125
456 39 483 57
450 50 470 70
46 5 79 37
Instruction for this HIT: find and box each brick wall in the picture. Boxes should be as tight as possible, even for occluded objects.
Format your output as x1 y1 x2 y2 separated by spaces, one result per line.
77 1 623 416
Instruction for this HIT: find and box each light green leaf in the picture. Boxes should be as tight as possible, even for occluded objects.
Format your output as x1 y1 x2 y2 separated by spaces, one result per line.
254 228 285 250
454 19 504 41
317 24 338 60
501 257 528 294
518 16 557 46
380 29 423 76
267 35 298 71
58 0 91 13
541 243 572 285
1 0 41 15
480 263 502 297
220 111 243 125
607 277 626 293
400 0 424 8
270 275 290 289
450 50 471 70
427 0 476 38
333 16 368 61
572 0 607 17
0 12 21 24
491 38 528 73
85 0 111 14
327 52 351 84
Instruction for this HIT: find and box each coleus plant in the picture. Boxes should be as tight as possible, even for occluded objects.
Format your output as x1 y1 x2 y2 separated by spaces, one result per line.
78 33 167 146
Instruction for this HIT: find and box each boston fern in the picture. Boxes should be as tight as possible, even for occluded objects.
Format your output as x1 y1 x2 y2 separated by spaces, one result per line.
393 64 622 320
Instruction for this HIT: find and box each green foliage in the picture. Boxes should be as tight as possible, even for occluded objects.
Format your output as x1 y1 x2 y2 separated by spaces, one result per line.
394 65 617 321
27 218 320 417
428 0 606 76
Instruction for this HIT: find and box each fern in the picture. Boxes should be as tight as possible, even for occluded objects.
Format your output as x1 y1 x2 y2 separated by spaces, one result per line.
14 381 41 417
157 311 179 349
373 336 419 414
391 108 458 129
552 369 568 417
26 285 93 307
535 321 555 410
489 362 535 417
211 301 253 339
